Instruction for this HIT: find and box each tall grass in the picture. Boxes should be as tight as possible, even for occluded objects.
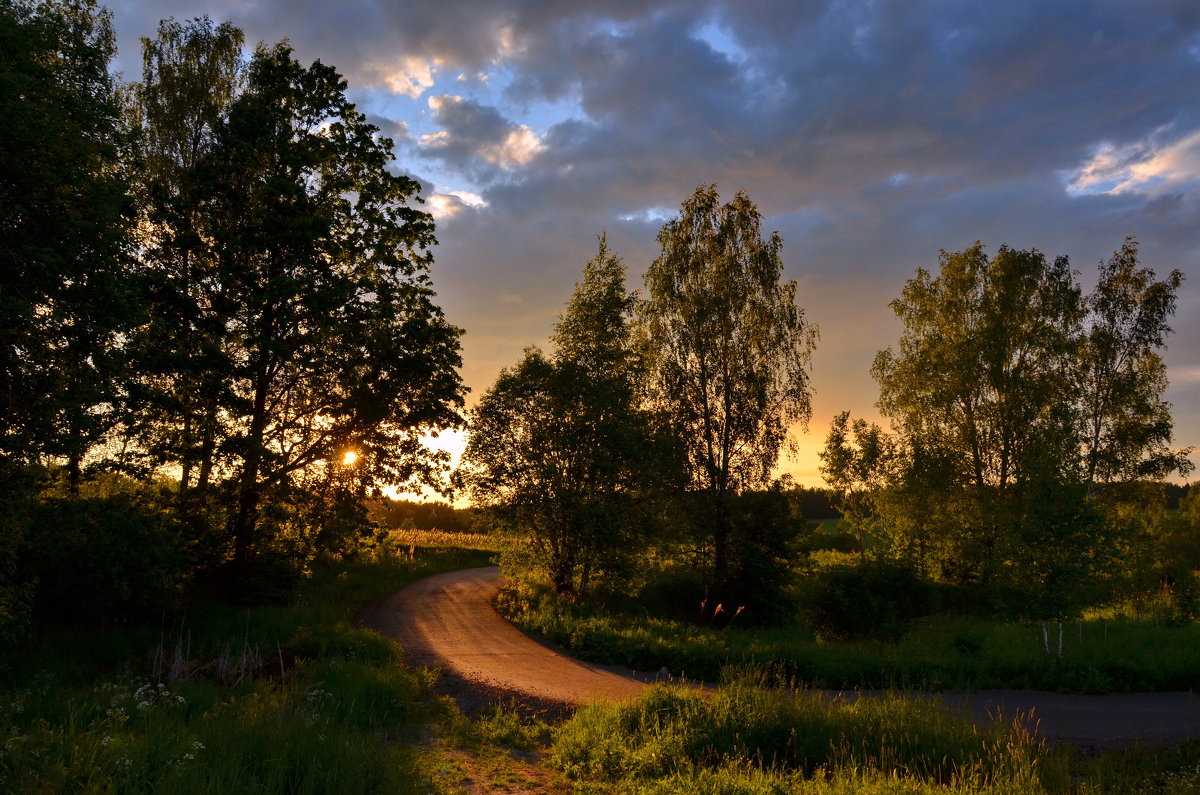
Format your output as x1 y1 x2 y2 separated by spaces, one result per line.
0 547 493 793
554 673 1047 794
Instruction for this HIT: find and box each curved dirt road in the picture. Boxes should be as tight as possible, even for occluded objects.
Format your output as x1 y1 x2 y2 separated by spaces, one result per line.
364 566 649 705
364 566 1200 749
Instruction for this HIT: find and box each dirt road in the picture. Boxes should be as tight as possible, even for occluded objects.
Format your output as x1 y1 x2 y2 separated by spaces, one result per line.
363 566 650 706
364 566 1200 749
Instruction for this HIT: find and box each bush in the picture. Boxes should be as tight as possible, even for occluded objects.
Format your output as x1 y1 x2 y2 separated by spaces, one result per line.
21 495 190 622
799 559 935 642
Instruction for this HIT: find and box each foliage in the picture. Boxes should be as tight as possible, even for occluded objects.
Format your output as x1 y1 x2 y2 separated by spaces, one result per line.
123 15 245 518
870 243 1083 586
190 42 463 569
460 238 669 596
0 0 135 484
1077 237 1191 486
367 497 475 534
0 548 490 793
502 580 1200 692
826 240 1190 620
0 463 36 641
20 493 190 622
640 185 817 604
798 559 936 642
818 411 897 532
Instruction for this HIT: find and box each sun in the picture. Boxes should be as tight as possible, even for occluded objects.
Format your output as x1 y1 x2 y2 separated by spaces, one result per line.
342 450 359 466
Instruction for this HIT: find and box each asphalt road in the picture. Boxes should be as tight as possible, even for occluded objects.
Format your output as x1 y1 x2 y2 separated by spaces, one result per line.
364 565 1200 749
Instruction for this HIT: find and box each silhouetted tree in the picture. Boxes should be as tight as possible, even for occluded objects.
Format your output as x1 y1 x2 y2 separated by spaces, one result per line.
0 0 135 487
461 239 668 596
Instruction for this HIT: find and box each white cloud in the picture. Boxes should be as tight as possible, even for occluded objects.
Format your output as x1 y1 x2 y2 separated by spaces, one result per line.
479 125 543 168
371 55 438 98
617 205 675 223
1066 126 1200 196
426 189 487 219
420 130 451 147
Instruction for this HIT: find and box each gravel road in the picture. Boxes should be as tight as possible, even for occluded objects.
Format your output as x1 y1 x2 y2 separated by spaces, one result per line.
363 565 1200 749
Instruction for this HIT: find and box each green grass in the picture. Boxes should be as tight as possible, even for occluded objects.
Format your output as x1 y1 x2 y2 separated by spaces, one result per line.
503 587 1200 693
552 674 1200 794
0 547 493 793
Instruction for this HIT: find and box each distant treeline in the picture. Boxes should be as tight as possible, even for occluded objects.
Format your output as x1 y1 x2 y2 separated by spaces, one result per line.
366 499 476 534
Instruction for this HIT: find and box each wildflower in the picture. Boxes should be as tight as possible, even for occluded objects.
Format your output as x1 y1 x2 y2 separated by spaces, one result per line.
100 736 112 747
191 741 205 751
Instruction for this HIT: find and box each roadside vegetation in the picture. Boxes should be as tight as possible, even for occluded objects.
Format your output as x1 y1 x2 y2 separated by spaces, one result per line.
0 546 491 792
503 579 1200 692
550 676 1200 794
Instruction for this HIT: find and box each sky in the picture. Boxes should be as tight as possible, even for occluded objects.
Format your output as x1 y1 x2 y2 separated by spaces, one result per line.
107 0 1200 491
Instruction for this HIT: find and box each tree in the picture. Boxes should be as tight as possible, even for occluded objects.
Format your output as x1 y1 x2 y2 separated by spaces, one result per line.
192 43 464 569
818 411 896 531
870 243 1083 585
0 0 134 486
1077 237 1191 489
124 16 245 513
460 238 664 596
639 185 817 602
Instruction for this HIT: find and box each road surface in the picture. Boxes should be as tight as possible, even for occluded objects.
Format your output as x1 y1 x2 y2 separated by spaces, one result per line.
363 565 1200 749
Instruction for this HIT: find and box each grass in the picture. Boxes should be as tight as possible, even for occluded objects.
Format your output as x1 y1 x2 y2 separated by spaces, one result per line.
502 585 1200 692
8 542 1198 793
384 526 504 552
0 546 493 793
551 673 1200 794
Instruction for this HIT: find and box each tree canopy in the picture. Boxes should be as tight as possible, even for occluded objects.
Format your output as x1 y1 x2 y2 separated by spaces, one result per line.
640 185 817 598
460 238 664 596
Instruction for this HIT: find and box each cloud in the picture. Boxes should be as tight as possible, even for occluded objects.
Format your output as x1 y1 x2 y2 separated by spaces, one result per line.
425 189 487 220
420 95 544 176
1066 126 1200 196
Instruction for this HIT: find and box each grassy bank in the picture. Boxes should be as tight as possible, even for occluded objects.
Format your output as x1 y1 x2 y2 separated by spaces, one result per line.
0 547 492 793
550 676 1200 794
502 586 1200 693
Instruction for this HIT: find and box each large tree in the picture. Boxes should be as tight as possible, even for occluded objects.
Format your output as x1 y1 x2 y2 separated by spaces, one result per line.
870 243 1084 585
460 238 665 596
862 239 1189 614
124 16 244 510
640 185 817 600
0 0 134 485
177 42 464 569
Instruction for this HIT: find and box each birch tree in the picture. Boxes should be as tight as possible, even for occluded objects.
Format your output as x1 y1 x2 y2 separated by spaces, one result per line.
640 185 817 601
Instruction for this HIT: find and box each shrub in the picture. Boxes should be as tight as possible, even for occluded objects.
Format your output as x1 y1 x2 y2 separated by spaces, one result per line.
553 676 1045 790
21 495 190 622
799 559 935 642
